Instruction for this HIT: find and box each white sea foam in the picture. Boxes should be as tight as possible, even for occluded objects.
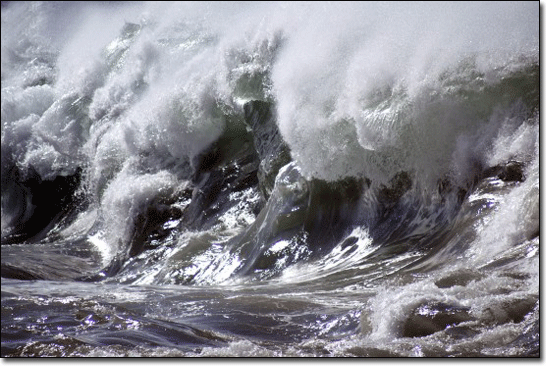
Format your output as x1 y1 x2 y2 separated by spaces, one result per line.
0 3 539 356
2 2 538 187
97 163 180 258
270 2 538 182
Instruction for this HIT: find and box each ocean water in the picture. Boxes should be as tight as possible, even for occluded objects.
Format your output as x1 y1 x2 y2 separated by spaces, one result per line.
1 1 539 357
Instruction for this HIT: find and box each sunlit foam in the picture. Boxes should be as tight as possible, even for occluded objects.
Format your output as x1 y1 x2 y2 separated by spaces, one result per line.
87 232 113 268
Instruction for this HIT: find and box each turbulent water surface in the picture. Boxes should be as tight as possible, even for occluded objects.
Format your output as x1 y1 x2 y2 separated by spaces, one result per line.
1 1 539 357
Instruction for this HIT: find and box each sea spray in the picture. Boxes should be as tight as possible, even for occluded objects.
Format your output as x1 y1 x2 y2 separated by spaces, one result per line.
1 1 538 357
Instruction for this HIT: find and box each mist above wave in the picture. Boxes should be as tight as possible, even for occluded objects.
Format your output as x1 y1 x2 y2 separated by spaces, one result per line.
1 1 539 279
2 1 538 184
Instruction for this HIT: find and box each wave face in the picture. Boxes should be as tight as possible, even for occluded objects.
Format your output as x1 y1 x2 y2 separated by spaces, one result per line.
1 1 539 357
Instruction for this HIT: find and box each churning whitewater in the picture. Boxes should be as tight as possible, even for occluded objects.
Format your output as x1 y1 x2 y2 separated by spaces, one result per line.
1 1 539 357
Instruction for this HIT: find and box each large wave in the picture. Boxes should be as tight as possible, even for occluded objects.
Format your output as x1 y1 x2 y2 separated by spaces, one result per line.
1 1 539 357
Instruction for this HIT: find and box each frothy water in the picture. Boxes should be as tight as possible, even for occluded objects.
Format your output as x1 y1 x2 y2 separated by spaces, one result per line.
1 1 539 357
